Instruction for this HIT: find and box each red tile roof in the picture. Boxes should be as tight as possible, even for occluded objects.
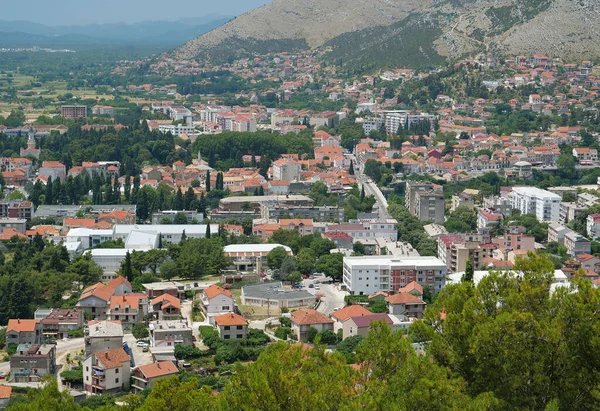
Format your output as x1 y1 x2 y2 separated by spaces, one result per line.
7 319 39 333
136 360 178 379
291 309 333 325
331 305 371 322
203 284 232 300
0 385 11 399
214 313 248 326
386 293 426 305
95 347 130 369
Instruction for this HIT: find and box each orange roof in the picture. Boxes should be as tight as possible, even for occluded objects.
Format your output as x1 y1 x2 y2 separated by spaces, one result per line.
331 305 371 322
399 281 423 295
0 228 26 241
7 319 39 333
109 294 140 310
107 276 132 289
386 293 426 305
203 284 232 300
95 347 130 369
98 210 134 221
0 385 11 399
151 293 181 310
79 282 115 303
214 312 248 326
136 360 179 379
291 309 333 325
63 218 96 227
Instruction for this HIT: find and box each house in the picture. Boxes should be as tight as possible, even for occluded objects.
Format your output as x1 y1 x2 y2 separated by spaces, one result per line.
214 313 248 340
106 294 144 330
290 309 334 342
398 281 423 297
132 361 179 394
330 305 372 332
342 313 393 340
142 281 184 300
564 230 591 256
84 320 124 356
200 285 235 322
148 320 193 348
84 347 131 394
241 282 316 310
576 253 600 273
573 147 597 162
477 209 503 230
223 243 293 272
385 293 427 318
38 161 66 181
149 294 181 321
0 386 11 408
107 276 132 296
10 344 56 383
40 308 84 339
6 319 42 345
76 283 115 320
587 214 600 240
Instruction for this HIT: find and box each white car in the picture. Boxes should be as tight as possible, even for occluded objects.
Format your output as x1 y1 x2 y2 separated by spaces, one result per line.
136 340 149 347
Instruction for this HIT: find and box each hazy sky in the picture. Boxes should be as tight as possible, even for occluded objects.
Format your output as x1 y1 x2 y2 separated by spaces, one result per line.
1 0 269 25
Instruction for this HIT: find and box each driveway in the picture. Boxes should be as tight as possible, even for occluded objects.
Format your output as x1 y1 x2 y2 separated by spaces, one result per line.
302 280 347 315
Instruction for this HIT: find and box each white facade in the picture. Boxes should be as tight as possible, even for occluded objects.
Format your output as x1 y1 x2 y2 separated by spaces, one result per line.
66 228 113 250
113 224 219 244
510 187 560 222
342 256 448 296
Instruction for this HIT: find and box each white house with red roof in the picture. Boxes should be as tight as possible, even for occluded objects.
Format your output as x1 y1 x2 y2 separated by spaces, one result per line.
478 208 504 230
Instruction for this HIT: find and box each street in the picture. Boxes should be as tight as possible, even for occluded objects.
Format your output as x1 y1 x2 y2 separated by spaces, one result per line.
302 278 347 315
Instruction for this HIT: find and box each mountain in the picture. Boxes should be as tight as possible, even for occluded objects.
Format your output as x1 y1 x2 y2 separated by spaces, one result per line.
0 17 231 48
174 0 600 67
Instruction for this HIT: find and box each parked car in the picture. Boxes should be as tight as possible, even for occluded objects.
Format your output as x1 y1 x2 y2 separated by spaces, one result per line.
192 335 197 342
0 372 6 379
308 284 314 288
142 345 149 352
314 284 320 290
136 340 149 347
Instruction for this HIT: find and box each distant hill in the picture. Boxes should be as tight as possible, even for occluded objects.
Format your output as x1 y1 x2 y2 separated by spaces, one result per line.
174 0 600 68
0 17 231 48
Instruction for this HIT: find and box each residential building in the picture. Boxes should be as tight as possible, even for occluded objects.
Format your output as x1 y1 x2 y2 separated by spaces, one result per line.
510 187 560 222
143 281 185 299
106 294 144 330
84 347 130 394
0 201 34 220
342 314 393 340
219 195 314 212
5 319 42 346
588 214 600 240
564 230 591 256
107 276 132 296
451 192 475 211
575 253 600 273
148 320 193 348
0 386 11 408
214 313 248 340
477 209 503 230
10 344 56 382
309 112 340 128
40 308 84 340
548 222 571 244
66 228 113 250
423 223 449 240
223 244 292 272
200 285 235 321
132 361 178 394
385 293 426 318
77 283 115 320
342 256 448 295
492 228 536 252
84 320 124 356
573 147 598 162
322 231 353 249
290 309 334 342
151 210 204 224
260 204 344 222
149 294 181 321
405 181 445 223
39 161 66 182
272 158 301 182
437 235 497 273
113 224 218 245
0 218 26 235
325 219 398 242
330 305 372 332
60 105 87 119
241 282 316 309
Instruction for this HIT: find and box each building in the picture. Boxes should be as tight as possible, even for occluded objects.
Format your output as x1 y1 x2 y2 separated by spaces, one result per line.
149 294 181 321
325 219 398 242
200 285 235 321
342 256 448 296
477 209 503 230
40 308 84 340
342 314 393 340
437 234 497 273
77 283 115 320
385 293 426 318
548 222 571 244
241 282 316 309
132 361 179 394
218 195 314 212
113 224 218 245
564 230 591 256
261 204 344 222
510 187 560 222
405 181 444 223
106 294 145 330
330 305 372 332
322 231 353 250
214 313 248 340
0 201 34 220
513 161 533 179
10 344 56 382
151 210 204 224
149 320 193 348
423 223 449 240
60 105 87 119
573 147 598 162
0 218 26 235
0 386 11 408
39 161 66 182
84 320 124 356
290 309 334 342
5 319 42 346
84 347 130 394
143 281 185 300
309 112 340 129
587 214 600 240
223 244 292 272
272 158 301 182
451 193 475 211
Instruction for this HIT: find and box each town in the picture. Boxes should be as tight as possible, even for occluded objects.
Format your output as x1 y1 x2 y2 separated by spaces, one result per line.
1 11 600 409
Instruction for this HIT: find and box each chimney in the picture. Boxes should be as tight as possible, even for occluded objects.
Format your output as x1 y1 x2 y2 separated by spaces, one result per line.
157 363 161 369
105 352 109 359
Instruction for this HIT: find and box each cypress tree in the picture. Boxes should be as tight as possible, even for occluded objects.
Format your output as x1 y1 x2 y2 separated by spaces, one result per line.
205 224 211 239
205 170 211 192
463 259 474 282
349 161 355 175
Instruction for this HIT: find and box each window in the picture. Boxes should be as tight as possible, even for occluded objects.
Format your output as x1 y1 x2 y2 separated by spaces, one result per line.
236 326 243 330
224 326 230 331
222 306 230 311
115 369 119 374
237 334 243 339
86 366 89 371
224 335 230 340
115 378 119 384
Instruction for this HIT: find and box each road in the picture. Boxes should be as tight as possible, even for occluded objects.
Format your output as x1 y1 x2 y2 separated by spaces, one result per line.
302 279 346 316
356 171 390 220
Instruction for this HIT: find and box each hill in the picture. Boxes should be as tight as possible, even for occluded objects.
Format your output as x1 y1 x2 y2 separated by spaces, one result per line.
174 0 600 67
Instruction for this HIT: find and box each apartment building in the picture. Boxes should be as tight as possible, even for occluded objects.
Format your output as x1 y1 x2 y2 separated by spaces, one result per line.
60 105 87 119
477 209 503 230
510 187 560 222
5 319 43 346
84 320 124 356
223 243 292 272
84 347 130 394
149 320 193 348
342 256 448 295
587 214 600 239
0 201 34 220
10 344 56 383
564 230 591 256
437 234 496 273
132 361 178 394
325 219 398 242
214 313 248 340
405 181 445 223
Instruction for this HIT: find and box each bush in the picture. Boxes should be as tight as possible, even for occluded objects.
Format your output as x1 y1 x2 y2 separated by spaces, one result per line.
307 327 318 343
60 367 83 385
184 289 195 300
199 326 218 339
280 307 289 314
79 394 115 409
175 344 210 360
0 328 5 350
7 343 17 356
68 328 84 338
316 330 339 345
275 327 291 340
245 328 270 345
131 323 149 340
279 317 291 328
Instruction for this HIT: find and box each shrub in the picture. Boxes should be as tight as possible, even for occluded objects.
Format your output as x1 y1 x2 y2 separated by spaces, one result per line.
68 328 84 338
316 330 339 345
307 327 318 343
60 367 83 385
175 344 210 360
131 323 149 340
280 307 289 314
279 317 291 328
275 327 291 340
7 343 17 356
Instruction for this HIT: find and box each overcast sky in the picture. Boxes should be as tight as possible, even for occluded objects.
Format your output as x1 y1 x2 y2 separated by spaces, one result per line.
1 0 269 26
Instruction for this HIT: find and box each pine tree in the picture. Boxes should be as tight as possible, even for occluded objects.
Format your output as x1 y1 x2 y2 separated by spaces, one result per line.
113 178 120 204
360 185 365 202
124 174 131 201
123 251 133 282
205 170 211 192
136 189 149 222
45 177 54 205
349 161 355 175
174 188 184 210
184 187 195 210
205 224 211 239
258 186 265 196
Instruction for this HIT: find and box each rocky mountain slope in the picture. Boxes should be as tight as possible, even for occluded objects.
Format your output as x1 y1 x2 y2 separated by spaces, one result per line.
174 0 600 66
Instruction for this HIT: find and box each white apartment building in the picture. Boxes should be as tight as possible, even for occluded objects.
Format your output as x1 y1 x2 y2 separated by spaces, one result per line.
342 256 448 296
587 214 600 240
158 124 196 136
510 187 560 222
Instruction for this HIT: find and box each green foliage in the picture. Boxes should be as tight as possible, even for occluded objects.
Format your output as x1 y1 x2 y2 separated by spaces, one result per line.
176 238 229 279
279 317 291 328
369 299 388 313
387 203 438 256
267 246 288 269
274 326 291 340
67 328 83 338
315 330 339 345
60 366 83 385
0 327 5 349
444 206 477 233
131 323 149 340
315 253 344 280
306 326 319 343
336 335 364 364
174 344 211 360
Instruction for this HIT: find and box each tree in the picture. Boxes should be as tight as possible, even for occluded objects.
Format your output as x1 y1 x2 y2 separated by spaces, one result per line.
295 248 316 275
205 170 211 192
353 241 366 256
205 224 211 239
67 254 102 285
444 206 477 233
132 323 149 340
122 251 134 282
176 238 229 279
349 161 355 175
267 246 289 269
173 212 188 224
160 261 178 280
307 326 319 343
364 159 382 183
557 153 576 180
315 253 344 280
369 299 388 313
462 258 474 282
